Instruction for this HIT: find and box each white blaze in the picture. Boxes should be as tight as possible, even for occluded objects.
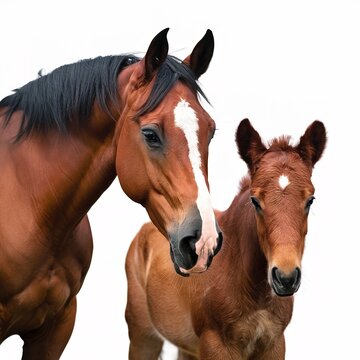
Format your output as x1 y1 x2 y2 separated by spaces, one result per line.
279 175 290 190
174 99 218 270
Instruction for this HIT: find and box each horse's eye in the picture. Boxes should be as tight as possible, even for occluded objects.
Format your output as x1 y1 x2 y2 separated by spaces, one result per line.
250 196 262 212
142 128 162 148
305 196 315 212
125 57 136 66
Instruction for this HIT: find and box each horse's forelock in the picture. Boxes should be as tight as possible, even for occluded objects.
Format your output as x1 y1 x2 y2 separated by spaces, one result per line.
136 56 209 118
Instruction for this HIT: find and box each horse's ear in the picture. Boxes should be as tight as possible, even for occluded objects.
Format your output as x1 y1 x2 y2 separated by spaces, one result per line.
183 29 214 79
236 119 267 172
296 120 327 167
143 28 169 82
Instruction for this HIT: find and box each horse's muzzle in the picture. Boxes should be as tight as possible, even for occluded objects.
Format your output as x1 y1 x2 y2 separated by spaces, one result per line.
168 217 223 277
271 267 301 296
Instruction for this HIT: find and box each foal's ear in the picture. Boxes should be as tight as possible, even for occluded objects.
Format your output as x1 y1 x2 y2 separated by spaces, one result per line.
236 119 267 172
296 120 327 167
143 28 169 82
183 29 214 79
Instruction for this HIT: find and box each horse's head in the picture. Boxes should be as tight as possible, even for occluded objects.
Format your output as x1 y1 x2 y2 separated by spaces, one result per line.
236 119 326 296
115 29 222 276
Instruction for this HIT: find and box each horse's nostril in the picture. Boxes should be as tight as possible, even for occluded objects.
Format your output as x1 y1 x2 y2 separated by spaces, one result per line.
214 231 223 256
179 236 196 254
178 236 198 270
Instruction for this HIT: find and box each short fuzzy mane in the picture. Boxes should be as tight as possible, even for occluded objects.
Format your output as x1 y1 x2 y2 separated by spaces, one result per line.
267 135 294 152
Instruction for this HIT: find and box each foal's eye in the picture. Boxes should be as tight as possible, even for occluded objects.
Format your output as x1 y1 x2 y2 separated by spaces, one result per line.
141 127 162 148
250 196 262 212
305 196 315 212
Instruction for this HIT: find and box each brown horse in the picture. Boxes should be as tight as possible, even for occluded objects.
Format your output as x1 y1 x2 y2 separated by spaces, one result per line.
0 28 222 359
125 118 327 359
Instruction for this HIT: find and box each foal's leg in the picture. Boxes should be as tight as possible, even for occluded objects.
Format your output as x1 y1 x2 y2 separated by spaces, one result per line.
128 333 163 360
126 247 163 359
20 297 77 360
126 293 163 360
257 334 286 360
199 329 242 360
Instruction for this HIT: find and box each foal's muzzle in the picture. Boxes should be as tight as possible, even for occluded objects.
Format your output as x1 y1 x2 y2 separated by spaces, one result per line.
271 267 301 296
168 210 222 276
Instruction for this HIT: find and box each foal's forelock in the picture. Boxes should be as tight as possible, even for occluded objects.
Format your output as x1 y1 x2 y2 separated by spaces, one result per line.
173 99 218 271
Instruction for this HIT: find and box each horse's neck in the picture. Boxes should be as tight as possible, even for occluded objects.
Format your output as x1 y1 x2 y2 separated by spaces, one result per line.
218 189 269 303
0 112 116 240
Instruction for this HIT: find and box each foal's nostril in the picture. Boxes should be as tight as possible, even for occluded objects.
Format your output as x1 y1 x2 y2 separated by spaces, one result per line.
272 267 281 285
292 267 301 288
272 267 301 290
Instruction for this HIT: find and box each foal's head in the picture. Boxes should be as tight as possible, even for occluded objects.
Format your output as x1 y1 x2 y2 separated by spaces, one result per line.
236 119 326 296
115 29 222 275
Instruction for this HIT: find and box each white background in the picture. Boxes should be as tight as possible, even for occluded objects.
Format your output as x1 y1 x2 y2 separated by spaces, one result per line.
1 1 359 359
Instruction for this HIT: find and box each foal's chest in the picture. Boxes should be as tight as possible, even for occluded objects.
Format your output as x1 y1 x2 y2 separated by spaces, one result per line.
229 309 284 357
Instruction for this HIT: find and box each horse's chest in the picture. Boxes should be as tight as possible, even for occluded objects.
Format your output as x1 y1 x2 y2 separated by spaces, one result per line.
0 265 71 340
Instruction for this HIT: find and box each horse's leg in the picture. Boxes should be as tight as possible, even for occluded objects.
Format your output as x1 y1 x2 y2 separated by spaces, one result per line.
178 349 199 360
20 297 77 360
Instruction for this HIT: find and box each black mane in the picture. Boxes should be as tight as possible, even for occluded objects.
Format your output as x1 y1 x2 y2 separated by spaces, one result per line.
0 54 208 141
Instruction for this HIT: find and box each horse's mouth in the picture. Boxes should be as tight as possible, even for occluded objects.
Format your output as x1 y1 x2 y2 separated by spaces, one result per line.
170 246 190 277
179 264 208 275
168 218 223 277
169 245 215 277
